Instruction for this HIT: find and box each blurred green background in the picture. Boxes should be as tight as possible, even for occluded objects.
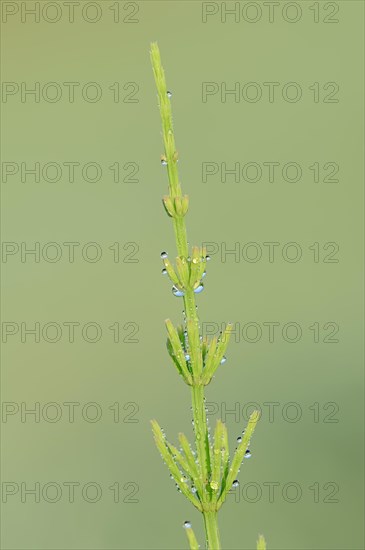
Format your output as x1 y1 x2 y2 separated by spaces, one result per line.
1 1 364 549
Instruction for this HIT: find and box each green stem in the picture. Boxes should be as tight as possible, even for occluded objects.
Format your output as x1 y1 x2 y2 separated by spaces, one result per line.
191 384 211 494
203 510 221 550
173 217 188 258
151 41 221 549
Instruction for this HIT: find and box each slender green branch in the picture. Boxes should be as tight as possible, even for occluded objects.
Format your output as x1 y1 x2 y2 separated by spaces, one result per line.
257 534 267 550
184 522 200 550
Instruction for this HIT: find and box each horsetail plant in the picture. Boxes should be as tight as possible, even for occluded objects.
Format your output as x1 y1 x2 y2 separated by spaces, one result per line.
150 43 266 550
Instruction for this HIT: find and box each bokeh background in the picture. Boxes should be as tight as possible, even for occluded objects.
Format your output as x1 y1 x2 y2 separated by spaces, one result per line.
1 1 364 548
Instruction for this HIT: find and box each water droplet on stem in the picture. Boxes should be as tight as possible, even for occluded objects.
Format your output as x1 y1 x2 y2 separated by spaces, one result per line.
194 283 204 294
172 285 185 297
183 521 192 529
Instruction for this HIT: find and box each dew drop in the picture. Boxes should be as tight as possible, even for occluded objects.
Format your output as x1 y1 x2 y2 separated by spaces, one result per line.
161 159 168 166
232 480 239 488
160 251 168 259
172 285 185 297
220 356 227 364
202 270 207 278
245 449 252 459
210 480 219 491
237 436 242 443
206 255 211 261
162 268 167 275
191 486 197 494
183 521 192 529
185 354 190 361
194 283 204 294
167 91 172 98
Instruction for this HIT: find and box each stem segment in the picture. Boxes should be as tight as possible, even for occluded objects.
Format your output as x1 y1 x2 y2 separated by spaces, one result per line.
191 384 210 493
173 217 188 258
203 510 221 550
